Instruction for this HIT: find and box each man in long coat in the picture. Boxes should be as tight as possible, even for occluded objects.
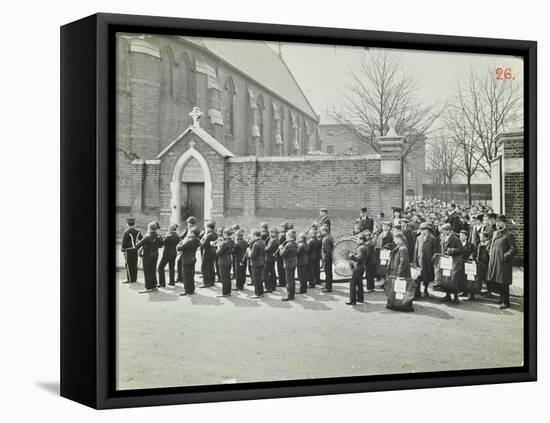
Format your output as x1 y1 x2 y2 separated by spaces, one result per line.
440 223 464 304
413 222 438 299
487 214 517 309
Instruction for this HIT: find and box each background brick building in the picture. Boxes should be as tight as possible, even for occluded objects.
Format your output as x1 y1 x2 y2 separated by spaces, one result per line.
318 120 425 200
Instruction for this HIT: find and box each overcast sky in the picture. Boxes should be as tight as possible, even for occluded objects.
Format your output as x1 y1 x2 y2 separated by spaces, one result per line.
269 41 524 124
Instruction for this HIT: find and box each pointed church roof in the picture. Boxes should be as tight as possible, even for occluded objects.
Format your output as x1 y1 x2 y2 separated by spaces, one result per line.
156 124 235 160
180 36 318 121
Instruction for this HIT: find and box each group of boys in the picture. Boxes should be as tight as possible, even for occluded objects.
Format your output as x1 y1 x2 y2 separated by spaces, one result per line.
122 208 337 302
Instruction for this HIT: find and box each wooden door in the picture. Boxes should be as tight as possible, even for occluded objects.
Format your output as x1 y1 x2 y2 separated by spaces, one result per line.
186 183 205 226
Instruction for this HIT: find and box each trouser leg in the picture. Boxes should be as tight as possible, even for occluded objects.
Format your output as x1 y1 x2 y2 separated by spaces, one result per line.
127 250 138 282
277 258 286 287
221 264 231 295
500 284 510 305
286 266 296 299
157 257 167 287
298 265 308 293
168 257 175 284
349 276 356 303
236 263 246 289
324 258 333 291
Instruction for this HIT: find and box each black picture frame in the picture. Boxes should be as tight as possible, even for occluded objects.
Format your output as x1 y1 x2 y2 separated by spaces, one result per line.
60 12 537 409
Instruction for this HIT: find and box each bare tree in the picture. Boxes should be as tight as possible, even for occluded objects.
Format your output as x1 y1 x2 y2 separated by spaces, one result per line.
455 67 522 176
427 132 461 202
333 50 444 159
445 109 483 205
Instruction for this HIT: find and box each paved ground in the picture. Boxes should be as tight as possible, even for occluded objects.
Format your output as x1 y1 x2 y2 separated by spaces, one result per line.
116 269 524 391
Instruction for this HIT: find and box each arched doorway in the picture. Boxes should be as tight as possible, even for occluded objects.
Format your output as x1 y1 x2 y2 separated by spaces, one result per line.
170 148 212 227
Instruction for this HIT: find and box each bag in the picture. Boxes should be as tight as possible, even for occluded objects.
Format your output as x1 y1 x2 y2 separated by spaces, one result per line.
433 254 457 292
385 276 417 312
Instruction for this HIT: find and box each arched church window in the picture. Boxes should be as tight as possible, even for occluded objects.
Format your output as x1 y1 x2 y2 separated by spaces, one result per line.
224 77 236 137
176 52 193 102
160 46 175 98
257 95 265 143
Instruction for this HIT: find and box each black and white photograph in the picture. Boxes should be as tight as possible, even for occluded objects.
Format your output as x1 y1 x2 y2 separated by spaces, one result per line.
115 33 527 390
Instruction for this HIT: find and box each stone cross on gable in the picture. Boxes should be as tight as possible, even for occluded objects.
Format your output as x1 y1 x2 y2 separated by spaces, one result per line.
189 107 202 128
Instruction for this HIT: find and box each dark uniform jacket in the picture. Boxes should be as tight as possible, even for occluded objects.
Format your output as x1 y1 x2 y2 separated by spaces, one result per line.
248 238 266 268
180 225 202 240
350 243 368 272
216 238 235 266
358 215 374 232
321 234 334 262
232 239 248 263
307 237 320 262
296 240 309 267
161 231 180 258
135 232 163 256
280 240 299 268
275 232 286 258
176 237 200 264
122 227 142 251
487 228 516 285
264 236 280 263
317 215 331 232
387 244 411 278
200 229 218 259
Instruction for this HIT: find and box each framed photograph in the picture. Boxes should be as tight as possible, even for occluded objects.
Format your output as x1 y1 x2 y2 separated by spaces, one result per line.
61 13 537 409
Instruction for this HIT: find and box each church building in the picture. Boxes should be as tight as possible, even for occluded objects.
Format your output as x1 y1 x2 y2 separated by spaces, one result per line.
116 34 320 230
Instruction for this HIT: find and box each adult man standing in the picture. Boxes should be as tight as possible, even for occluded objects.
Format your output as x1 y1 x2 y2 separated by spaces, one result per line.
347 233 367 305
413 222 438 299
468 214 483 249
216 229 235 297
247 229 266 298
177 232 200 295
307 229 321 287
232 230 248 290
321 225 334 293
296 232 309 294
263 227 280 293
280 230 299 301
316 208 331 233
276 222 287 287
200 221 218 288
447 204 462 234
363 229 377 293
358 206 374 232
157 224 180 287
487 215 517 309
121 217 143 283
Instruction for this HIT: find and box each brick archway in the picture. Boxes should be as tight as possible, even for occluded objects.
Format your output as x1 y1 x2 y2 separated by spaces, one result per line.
170 147 212 226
